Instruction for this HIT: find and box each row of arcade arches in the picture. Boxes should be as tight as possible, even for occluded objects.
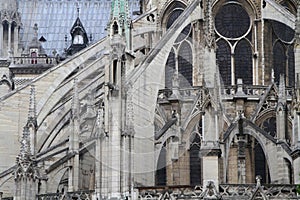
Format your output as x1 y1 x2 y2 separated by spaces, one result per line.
155 115 293 185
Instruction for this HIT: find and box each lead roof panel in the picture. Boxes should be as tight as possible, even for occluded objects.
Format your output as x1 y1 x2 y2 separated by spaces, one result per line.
18 0 140 55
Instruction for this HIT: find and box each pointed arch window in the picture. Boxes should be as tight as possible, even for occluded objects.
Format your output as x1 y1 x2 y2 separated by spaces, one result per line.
217 39 231 86
235 39 253 85
178 41 193 87
261 117 276 137
215 2 253 86
271 20 295 86
273 41 286 84
163 2 193 88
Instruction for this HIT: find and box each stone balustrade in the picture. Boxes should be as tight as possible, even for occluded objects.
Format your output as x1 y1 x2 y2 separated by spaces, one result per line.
11 56 57 65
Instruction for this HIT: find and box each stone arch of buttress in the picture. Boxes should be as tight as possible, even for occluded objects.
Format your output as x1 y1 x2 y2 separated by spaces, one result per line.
223 122 291 183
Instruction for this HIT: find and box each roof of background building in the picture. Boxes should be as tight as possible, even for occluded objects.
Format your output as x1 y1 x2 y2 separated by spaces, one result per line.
18 0 140 56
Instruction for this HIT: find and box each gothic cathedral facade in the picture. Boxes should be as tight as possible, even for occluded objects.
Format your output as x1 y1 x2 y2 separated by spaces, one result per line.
0 0 299 199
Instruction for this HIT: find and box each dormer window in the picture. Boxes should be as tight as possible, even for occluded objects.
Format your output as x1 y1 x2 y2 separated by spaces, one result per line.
73 35 84 44
31 51 37 64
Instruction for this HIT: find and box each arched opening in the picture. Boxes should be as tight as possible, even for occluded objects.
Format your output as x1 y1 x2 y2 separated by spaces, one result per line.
156 143 167 186
284 158 293 184
189 132 201 185
163 1 193 89
227 135 270 184
254 139 270 184
178 41 193 88
57 169 69 193
273 41 286 84
271 20 295 86
216 39 231 86
235 39 253 85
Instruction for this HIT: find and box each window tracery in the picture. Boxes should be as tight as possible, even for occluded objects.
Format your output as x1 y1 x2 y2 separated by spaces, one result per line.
260 117 276 137
215 2 253 86
271 20 295 86
164 3 193 88
215 3 250 39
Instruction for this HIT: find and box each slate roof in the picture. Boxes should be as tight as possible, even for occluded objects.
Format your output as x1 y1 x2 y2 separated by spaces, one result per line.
18 0 140 55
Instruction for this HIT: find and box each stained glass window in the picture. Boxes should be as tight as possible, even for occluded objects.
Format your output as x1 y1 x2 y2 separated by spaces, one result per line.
271 20 295 86
178 42 193 87
273 42 286 84
261 117 276 137
215 3 250 38
215 3 253 86
272 21 295 43
235 40 253 85
216 39 231 86
166 9 183 29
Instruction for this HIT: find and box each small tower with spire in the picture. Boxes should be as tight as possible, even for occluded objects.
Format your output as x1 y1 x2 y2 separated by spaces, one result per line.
108 0 132 52
101 0 134 199
66 7 89 56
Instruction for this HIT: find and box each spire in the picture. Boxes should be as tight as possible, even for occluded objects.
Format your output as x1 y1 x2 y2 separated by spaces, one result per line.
27 85 36 125
110 0 131 36
77 6 80 18
111 0 130 21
